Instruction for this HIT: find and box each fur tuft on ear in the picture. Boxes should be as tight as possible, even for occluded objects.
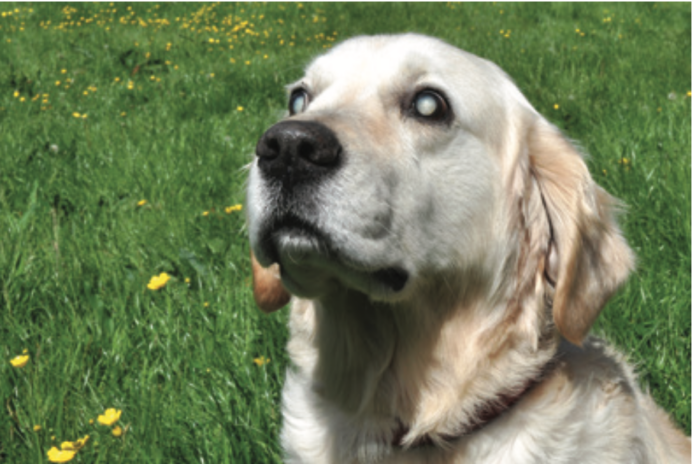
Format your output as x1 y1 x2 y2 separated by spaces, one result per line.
528 119 635 345
251 251 291 313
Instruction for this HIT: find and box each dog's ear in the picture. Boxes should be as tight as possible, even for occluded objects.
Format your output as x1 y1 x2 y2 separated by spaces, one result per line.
528 119 634 345
250 251 291 313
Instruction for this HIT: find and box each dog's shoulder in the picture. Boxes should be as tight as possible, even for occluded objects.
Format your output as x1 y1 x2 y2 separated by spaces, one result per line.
512 337 691 463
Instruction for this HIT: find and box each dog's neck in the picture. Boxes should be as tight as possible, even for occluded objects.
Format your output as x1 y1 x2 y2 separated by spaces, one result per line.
390 354 558 448
289 269 557 447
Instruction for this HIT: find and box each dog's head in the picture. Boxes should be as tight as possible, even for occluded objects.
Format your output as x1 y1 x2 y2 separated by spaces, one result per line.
247 34 633 344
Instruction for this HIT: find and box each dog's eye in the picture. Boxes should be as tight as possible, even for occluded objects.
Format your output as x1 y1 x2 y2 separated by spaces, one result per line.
412 90 449 120
289 89 309 115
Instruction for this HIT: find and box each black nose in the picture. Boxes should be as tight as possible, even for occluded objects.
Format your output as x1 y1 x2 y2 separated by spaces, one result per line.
255 120 342 184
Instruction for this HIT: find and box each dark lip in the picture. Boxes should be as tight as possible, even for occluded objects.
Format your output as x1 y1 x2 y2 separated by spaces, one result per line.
371 267 409 292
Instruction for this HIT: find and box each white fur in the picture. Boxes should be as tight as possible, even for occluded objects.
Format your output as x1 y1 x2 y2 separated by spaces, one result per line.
246 34 690 464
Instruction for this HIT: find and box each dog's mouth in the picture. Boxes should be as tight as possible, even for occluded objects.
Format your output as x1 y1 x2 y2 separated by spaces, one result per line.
258 214 409 294
259 213 328 263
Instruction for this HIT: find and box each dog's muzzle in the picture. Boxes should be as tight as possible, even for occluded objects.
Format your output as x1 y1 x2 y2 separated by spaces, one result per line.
252 119 410 297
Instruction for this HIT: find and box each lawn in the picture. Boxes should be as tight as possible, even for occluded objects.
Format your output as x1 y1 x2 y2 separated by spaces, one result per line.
0 2 690 462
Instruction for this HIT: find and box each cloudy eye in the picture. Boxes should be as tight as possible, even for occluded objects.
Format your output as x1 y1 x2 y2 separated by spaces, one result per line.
412 89 449 121
289 89 309 115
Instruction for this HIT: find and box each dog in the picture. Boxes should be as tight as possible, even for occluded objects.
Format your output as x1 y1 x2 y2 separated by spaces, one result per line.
246 34 690 463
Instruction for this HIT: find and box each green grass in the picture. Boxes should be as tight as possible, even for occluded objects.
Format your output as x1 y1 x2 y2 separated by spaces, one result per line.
0 2 690 462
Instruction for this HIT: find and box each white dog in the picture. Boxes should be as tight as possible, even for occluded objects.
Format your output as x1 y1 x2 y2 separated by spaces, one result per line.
246 34 690 464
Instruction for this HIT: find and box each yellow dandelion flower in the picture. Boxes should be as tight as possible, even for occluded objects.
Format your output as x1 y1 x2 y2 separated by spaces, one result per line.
97 408 122 426
55 81 61 86
147 273 170 291
114 77 120 82
34 425 42 432
687 91 692 98
72 112 81 118
81 114 87 119
185 277 191 284
47 447 76 463
150 75 155 81
137 199 147 206
225 204 243 213
83 90 89 96
237 106 243 112
112 426 122 437
204 302 209 307
202 211 209 216
553 104 559 110
10 354 29 368
13 90 19 98
121 112 127 117
89 419 94 425
60 435 88 451
61 69 67 74
19 97 25 102
254 356 270 366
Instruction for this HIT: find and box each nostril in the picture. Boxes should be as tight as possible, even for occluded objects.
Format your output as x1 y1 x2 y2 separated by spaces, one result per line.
297 140 314 162
299 138 340 166
258 136 280 160
266 138 280 158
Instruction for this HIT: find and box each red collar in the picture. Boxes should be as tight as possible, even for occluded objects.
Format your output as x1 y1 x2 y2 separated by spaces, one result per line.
391 360 557 448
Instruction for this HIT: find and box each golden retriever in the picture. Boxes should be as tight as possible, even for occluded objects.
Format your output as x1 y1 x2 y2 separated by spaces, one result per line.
246 34 690 463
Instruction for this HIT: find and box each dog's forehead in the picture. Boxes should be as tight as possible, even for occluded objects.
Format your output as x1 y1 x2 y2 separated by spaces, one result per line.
302 34 488 93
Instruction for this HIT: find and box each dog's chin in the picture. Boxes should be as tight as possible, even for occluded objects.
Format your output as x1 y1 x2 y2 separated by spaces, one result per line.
254 218 410 301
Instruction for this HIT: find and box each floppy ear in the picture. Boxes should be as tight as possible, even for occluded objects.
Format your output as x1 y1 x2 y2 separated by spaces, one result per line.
528 119 635 345
250 251 291 313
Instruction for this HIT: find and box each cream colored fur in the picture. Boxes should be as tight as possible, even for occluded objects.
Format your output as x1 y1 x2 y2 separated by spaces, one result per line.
246 34 690 464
